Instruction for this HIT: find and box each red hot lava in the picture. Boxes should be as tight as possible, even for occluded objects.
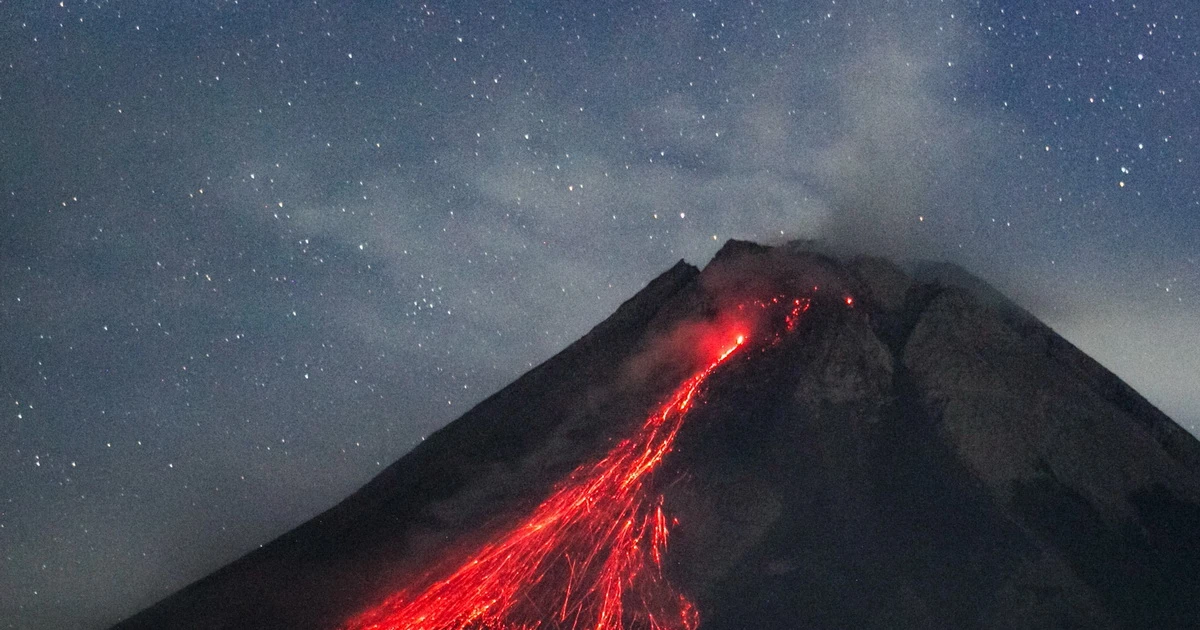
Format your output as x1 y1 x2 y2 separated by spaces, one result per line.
344 299 812 630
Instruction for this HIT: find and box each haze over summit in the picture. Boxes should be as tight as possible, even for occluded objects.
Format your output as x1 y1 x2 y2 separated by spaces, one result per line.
2 1 1198 628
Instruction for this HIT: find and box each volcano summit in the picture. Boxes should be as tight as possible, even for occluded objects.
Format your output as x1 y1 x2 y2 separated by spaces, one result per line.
112 240 1200 629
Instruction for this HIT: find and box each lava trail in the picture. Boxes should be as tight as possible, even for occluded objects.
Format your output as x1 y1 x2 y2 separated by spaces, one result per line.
344 300 809 630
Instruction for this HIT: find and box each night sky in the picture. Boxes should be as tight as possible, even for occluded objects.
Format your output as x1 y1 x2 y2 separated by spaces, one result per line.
1 1 1198 628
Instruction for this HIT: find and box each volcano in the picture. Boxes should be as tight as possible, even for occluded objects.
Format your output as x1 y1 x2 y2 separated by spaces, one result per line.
111 240 1200 629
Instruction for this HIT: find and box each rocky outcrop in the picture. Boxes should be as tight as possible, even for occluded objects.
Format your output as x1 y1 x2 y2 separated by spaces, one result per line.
112 240 1200 630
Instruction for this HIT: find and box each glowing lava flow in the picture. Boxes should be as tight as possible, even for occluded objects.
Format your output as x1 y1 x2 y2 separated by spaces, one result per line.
343 335 749 630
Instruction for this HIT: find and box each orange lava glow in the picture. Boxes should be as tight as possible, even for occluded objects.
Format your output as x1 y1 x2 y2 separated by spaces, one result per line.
342 336 746 630
343 295 823 630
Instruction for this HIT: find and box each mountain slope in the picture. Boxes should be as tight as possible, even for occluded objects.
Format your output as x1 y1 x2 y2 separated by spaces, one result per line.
112 240 1200 629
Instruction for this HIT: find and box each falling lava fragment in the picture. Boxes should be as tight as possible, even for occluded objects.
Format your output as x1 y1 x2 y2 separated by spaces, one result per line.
344 300 809 630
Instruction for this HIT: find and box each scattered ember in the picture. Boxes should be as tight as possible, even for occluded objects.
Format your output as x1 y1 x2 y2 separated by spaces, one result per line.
343 294 829 630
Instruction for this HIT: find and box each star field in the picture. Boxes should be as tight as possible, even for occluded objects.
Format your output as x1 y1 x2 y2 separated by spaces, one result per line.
1 1 1198 628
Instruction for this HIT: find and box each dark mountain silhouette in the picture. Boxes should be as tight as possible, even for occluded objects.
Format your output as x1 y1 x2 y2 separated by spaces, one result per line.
112 240 1200 630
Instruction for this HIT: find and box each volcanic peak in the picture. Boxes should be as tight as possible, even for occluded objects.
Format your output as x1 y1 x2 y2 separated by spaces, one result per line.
111 239 1200 630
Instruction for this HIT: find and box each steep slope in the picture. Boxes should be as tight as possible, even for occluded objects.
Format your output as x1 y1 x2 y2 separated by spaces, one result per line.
112 240 1200 630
